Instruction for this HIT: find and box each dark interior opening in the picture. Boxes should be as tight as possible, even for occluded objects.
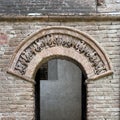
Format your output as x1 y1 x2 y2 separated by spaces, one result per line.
82 73 87 120
35 58 87 120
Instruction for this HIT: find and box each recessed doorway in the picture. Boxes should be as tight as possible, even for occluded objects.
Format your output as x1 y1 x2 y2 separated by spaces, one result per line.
35 58 86 120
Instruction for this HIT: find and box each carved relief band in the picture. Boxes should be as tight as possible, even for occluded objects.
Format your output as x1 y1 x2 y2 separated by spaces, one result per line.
8 27 113 83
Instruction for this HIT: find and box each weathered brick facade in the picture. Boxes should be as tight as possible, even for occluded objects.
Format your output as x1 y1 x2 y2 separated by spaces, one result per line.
0 0 120 120
0 0 120 15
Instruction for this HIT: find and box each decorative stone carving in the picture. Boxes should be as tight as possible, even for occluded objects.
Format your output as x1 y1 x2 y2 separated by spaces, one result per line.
15 60 27 75
14 33 107 75
20 48 35 62
8 27 113 83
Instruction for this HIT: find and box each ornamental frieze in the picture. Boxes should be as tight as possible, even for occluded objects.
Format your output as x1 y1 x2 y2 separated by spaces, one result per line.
14 33 107 76
8 27 113 83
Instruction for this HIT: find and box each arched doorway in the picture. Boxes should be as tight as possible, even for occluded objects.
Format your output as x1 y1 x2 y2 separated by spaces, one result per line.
35 57 87 120
7 26 113 120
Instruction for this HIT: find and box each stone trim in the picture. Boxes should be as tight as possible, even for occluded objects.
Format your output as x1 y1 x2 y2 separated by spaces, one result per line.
7 26 113 83
85 70 113 83
0 13 120 22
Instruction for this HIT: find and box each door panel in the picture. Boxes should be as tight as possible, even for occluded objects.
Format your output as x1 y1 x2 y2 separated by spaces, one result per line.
40 59 82 120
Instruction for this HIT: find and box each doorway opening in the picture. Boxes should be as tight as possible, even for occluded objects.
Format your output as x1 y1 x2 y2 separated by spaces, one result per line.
35 58 87 120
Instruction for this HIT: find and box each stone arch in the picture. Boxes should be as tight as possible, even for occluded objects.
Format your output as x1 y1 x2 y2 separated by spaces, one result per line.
7 26 113 84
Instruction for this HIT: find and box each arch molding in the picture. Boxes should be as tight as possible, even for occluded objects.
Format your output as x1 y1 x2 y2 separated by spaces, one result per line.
7 26 113 84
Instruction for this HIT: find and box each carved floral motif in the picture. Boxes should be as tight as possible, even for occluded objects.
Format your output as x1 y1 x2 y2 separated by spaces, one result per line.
14 33 107 75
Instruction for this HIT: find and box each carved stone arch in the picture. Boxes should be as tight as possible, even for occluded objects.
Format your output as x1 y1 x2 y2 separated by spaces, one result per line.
7 26 113 84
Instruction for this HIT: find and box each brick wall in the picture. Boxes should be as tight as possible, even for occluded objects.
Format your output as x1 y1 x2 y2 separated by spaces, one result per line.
0 0 120 16
0 20 120 119
0 0 96 15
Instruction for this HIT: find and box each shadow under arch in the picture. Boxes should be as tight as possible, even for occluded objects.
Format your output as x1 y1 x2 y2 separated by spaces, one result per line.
33 55 87 81
7 26 113 84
